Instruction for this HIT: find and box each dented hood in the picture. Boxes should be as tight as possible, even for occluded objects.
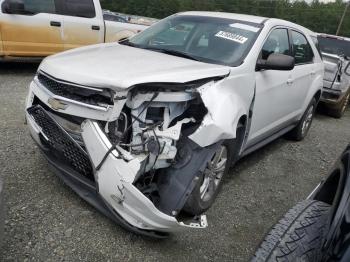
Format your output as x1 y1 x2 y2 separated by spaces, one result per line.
39 43 230 91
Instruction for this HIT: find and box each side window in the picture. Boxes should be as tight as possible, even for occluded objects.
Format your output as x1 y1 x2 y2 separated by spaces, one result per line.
64 0 95 18
311 36 322 58
23 0 56 14
291 31 314 64
261 28 290 60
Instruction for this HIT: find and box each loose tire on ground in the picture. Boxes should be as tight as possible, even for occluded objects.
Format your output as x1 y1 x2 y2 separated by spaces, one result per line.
252 200 331 262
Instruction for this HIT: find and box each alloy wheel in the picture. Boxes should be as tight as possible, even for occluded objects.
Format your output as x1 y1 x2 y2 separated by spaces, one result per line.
301 105 314 136
199 145 228 202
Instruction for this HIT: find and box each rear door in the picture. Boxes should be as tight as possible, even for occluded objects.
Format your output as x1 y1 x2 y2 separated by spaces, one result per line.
59 0 104 50
1 0 64 56
289 30 315 112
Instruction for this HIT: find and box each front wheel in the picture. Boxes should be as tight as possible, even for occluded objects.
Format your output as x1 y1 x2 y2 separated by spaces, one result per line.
183 144 230 216
287 98 317 141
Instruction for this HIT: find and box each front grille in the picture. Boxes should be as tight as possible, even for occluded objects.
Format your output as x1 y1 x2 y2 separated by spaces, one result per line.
28 105 94 180
37 72 113 107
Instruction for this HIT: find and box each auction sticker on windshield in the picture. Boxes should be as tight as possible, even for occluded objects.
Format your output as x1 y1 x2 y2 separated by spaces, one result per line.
215 31 248 44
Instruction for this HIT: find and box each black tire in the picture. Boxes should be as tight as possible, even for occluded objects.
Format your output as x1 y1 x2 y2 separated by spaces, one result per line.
252 200 331 262
183 143 231 216
325 91 350 119
287 98 317 141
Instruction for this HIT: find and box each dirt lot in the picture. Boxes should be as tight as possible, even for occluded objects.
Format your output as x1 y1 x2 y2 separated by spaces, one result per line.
1 62 350 262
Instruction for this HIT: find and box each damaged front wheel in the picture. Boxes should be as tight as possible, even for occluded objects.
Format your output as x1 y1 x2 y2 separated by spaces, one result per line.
184 144 230 216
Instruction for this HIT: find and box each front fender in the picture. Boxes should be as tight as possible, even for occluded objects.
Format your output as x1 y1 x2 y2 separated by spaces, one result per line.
189 80 249 147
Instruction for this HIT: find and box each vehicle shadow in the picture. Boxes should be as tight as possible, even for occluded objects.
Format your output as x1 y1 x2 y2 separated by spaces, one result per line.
226 109 341 182
228 137 288 179
0 61 39 75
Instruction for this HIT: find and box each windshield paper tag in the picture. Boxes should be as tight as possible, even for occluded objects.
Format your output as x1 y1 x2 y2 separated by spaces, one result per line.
215 31 248 44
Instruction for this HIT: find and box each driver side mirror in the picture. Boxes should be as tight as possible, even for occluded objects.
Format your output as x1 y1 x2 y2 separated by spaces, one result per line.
2 0 25 15
256 53 295 71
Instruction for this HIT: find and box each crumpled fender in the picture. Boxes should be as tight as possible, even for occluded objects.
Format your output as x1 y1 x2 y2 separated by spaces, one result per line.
81 120 208 232
189 80 249 147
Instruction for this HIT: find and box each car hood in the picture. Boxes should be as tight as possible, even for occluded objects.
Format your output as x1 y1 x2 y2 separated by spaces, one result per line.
39 43 231 91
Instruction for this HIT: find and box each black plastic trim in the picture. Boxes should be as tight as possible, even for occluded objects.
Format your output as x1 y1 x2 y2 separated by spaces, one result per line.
30 135 169 239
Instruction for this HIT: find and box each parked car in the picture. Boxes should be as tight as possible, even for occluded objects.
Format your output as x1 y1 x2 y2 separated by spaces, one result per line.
252 144 350 262
0 0 147 60
25 12 323 237
103 10 158 26
103 10 128 23
318 34 350 118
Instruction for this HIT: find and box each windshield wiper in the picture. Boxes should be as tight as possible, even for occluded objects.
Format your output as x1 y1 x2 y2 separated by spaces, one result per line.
119 39 139 48
143 47 202 62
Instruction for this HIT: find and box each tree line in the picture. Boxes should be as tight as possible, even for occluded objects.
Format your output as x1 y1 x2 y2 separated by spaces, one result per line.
100 0 350 37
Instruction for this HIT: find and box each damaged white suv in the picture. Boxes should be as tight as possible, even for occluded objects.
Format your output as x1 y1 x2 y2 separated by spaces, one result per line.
25 12 324 237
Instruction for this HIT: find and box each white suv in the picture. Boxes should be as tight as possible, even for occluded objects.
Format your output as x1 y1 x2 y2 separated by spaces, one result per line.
25 12 324 236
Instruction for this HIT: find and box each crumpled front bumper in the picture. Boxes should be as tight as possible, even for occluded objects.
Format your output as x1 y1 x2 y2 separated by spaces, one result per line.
25 105 208 237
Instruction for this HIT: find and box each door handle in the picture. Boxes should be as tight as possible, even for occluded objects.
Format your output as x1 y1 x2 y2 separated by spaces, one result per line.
287 79 294 85
310 70 316 76
91 25 100 31
50 21 61 27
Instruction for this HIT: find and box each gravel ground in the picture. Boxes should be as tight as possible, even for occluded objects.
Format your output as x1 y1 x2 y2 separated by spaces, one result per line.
1 62 350 262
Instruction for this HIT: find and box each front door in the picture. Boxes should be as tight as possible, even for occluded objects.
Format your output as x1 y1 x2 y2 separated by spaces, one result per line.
249 28 295 144
1 0 64 57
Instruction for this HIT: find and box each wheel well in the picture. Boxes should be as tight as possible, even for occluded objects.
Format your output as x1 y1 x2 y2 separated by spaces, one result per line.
238 115 247 128
314 168 343 206
226 115 248 167
314 90 322 103
313 151 349 207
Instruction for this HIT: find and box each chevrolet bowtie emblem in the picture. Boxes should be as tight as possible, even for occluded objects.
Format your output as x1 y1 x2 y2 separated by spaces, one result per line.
48 98 68 110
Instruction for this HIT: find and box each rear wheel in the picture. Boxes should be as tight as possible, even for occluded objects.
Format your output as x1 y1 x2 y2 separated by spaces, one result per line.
287 98 317 141
252 200 331 262
183 144 230 216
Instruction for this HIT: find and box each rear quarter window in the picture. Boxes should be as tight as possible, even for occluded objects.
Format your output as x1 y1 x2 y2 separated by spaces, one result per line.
310 36 322 57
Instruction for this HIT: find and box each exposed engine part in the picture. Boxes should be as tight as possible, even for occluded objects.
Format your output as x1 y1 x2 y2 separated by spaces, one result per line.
102 91 198 173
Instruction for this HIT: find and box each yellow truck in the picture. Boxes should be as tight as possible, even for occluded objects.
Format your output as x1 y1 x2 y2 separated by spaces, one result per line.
0 0 148 60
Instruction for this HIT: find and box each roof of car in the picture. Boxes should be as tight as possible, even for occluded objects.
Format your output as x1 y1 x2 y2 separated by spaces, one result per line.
318 33 350 42
178 12 314 32
179 11 268 24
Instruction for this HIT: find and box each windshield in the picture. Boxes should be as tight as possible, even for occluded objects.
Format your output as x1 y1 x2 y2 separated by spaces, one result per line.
125 15 263 66
318 36 350 57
